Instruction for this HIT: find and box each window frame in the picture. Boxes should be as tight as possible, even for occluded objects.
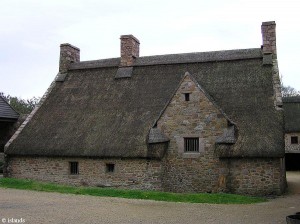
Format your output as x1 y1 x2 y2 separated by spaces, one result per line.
184 137 200 153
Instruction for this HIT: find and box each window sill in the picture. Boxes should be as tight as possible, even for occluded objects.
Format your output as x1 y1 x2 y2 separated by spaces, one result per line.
182 152 201 158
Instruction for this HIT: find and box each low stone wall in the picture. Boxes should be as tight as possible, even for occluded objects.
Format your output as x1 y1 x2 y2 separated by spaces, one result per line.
5 156 162 191
161 156 285 196
226 158 286 195
162 155 228 193
5 155 285 195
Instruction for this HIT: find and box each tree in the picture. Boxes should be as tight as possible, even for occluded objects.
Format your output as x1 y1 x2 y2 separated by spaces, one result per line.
0 92 40 114
281 85 300 97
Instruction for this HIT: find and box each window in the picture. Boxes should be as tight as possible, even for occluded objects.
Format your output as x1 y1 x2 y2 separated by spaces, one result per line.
184 93 190 101
291 136 298 144
106 163 115 173
184 138 199 152
69 162 79 175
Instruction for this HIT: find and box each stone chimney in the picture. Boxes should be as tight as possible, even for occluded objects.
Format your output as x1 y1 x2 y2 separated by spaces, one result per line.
261 21 276 58
120 35 140 67
59 43 80 73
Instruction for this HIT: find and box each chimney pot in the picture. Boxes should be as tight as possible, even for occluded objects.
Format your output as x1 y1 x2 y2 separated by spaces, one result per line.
120 35 140 67
59 43 80 73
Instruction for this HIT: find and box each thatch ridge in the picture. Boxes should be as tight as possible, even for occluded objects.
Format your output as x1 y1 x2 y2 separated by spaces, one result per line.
69 48 262 70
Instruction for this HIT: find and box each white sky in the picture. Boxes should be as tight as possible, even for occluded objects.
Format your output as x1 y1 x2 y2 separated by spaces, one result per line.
1 0 300 99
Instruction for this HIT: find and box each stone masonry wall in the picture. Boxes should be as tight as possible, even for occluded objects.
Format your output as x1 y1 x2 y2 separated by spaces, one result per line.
157 74 229 193
6 156 162 190
285 133 300 152
226 158 285 195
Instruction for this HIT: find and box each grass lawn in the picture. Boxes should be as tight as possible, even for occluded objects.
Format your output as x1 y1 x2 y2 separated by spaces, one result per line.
0 178 266 204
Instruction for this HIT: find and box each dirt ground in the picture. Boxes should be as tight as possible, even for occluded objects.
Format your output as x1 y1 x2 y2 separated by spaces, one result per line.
0 172 299 224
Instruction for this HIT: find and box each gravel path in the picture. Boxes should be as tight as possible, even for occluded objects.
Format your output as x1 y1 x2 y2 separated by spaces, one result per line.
0 172 299 224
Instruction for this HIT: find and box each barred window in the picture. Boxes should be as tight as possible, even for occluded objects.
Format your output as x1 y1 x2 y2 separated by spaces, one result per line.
70 162 79 175
291 136 298 144
184 138 199 152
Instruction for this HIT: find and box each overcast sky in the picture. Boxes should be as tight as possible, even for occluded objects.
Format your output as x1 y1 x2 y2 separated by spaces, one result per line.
1 0 300 99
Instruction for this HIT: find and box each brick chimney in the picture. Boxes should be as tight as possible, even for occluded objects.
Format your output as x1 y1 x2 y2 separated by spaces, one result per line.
120 35 140 67
59 43 80 73
261 21 276 58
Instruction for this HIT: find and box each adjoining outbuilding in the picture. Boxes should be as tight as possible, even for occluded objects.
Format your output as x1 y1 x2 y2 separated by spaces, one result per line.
283 96 300 170
0 96 19 151
4 21 286 196
0 96 19 172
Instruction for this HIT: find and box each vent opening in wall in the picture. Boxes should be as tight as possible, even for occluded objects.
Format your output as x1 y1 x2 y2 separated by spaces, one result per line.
291 136 298 144
184 93 190 101
184 138 199 152
69 162 79 175
106 163 115 173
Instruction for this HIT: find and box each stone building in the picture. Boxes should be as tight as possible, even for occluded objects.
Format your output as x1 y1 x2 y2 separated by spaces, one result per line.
4 21 286 195
0 96 19 152
283 96 300 170
0 96 19 172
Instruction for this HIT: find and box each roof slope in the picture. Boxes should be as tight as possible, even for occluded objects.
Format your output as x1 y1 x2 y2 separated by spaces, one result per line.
283 96 300 132
5 48 284 158
0 96 19 121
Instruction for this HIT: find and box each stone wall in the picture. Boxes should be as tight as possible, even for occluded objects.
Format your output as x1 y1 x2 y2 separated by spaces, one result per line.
285 133 300 152
225 158 286 195
6 155 285 195
157 74 229 193
6 156 162 190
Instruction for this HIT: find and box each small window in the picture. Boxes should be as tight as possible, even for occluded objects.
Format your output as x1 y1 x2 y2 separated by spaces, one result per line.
291 136 298 144
69 162 79 175
106 163 115 173
184 138 199 152
184 93 190 101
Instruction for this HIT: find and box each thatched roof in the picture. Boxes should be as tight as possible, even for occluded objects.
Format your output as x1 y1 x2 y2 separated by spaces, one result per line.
283 96 300 133
5 48 284 158
0 96 19 122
